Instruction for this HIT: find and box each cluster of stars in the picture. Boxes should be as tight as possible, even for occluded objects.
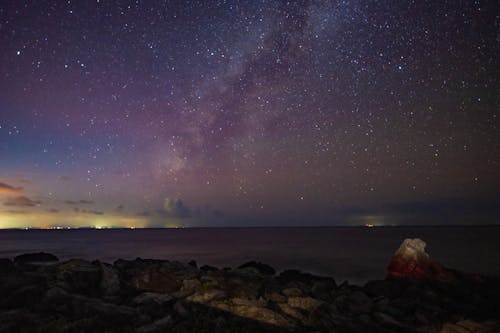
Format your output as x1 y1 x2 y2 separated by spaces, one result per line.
0 0 497 226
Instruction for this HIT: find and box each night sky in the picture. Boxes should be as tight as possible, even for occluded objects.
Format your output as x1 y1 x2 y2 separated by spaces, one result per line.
0 1 498 228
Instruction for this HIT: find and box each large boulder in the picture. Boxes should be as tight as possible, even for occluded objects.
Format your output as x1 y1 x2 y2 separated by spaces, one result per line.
14 252 59 265
237 261 276 275
387 238 455 282
56 259 102 296
114 258 199 293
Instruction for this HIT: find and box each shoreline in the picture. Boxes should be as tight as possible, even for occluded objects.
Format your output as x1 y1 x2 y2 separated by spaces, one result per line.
1 240 499 332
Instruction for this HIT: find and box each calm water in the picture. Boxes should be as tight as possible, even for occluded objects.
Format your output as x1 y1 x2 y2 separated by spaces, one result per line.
1 227 499 284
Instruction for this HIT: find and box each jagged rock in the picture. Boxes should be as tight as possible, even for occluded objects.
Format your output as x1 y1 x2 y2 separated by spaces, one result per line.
0 258 14 274
187 289 226 303
97 261 121 296
231 305 292 327
200 264 218 272
173 300 189 317
14 252 58 265
114 258 198 293
137 315 173 333
265 291 287 303
181 278 201 293
282 287 303 297
373 311 408 329
231 297 267 307
277 303 307 322
287 296 323 312
73 295 139 323
387 238 456 282
339 290 374 314
238 261 276 275
133 292 174 305
56 259 101 295
311 279 336 302
440 320 500 333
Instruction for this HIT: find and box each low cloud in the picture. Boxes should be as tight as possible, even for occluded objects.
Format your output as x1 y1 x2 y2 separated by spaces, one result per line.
157 198 191 218
4 196 41 207
0 182 23 195
65 200 94 205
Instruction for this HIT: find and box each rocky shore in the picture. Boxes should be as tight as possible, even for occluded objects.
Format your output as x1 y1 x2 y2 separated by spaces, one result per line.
1 239 499 332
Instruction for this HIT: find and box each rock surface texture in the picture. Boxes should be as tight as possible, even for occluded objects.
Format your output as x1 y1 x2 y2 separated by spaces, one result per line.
0 240 498 332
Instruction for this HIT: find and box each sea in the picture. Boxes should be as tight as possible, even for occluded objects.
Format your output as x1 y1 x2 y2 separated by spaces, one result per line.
1 226 499 284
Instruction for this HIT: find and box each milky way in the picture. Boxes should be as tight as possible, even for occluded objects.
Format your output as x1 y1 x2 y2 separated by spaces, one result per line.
0 1 498 227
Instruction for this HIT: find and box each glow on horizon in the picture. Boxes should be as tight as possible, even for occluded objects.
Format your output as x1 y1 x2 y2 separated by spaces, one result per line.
0 211 150 229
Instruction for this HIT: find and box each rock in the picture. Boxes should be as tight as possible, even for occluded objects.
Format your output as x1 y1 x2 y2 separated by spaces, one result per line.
231 305 292 327
387 238 456 282
74 295 139 323
0 258 14 274
237 261 276 275
440 320 500 333
137 315 173 333
344 291 373 314
56 259 102 295
311 279 336 301
133 292 174 305
265 291 287 303
287 296 323 312
278 303 307 322
173 300 189 317
373 311 407 329
364 278 407 299
97 261 121 296
1 284 47 308
231 297 267 307
181 278 201 293
200 264 218 272
14 252 58 265
282 287 303 297
114 258 198 293
186 289 226 303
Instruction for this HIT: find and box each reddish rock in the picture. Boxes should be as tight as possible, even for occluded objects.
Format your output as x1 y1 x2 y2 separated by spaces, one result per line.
387 238 456 282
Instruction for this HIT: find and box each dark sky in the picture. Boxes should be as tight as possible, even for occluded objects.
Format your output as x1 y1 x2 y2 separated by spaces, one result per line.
0 0 498 228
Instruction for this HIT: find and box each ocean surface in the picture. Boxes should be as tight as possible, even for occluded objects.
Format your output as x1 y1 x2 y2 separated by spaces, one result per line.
1 226 499 284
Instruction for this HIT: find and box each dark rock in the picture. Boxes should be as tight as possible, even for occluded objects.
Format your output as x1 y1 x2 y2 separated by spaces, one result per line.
14 252 59 265
311 279 336 302
200 264 218 272
96 261 121 296
137 315 173 333
0 258 14 274
364 278 408 299
345 291 374 314
238 261 276 275
114 258 198 293
56 259 102 296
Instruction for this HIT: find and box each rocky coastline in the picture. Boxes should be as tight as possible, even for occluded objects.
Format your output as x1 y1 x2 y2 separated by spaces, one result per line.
1 239 499 332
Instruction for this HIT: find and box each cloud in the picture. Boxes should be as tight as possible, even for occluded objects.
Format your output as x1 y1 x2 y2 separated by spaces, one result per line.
158 198 191 218
137 211 152 217
4 196 41 207
116 204 124 212
65 200 94 205
0 182 23 195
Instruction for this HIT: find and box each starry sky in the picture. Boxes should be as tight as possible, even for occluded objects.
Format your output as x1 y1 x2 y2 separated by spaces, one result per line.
0 0 498 228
